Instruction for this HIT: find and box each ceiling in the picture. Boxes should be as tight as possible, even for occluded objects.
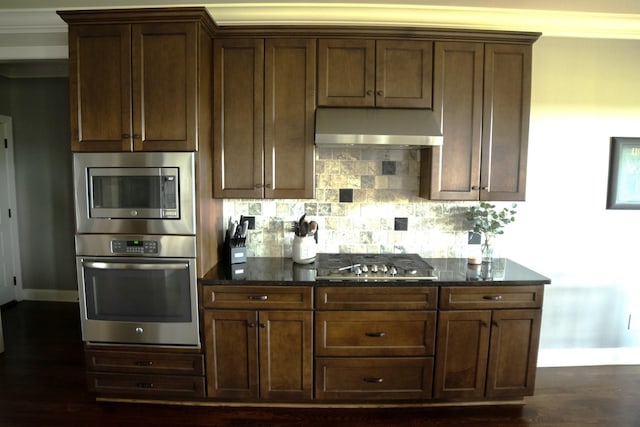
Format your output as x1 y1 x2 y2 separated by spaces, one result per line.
1 1 640 77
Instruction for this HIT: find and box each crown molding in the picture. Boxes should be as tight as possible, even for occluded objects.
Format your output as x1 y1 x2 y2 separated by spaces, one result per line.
0 3 639 62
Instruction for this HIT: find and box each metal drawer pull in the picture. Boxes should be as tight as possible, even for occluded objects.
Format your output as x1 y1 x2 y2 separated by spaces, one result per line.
363 377 384 383
136 382 154 388
135 360 153 366
365 332 386 338
248 295 268 301
483 295 503 301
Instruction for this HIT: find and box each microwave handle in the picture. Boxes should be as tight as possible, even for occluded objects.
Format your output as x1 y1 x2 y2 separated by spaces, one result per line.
83 261 188 271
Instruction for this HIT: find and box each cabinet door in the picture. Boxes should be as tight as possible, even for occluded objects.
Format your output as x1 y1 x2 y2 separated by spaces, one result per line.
433 310 491 400
213 39 265 198
204 310 259 399
481 44 532 201
132 22 198 151
421 42 483 200
486 309 541 398
264 39 316 199
259 310 313 401
376 40 433 108
317 39 375 107
68 24 132 152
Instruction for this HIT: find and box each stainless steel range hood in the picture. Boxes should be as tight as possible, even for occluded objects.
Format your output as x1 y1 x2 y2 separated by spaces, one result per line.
315 107 443 147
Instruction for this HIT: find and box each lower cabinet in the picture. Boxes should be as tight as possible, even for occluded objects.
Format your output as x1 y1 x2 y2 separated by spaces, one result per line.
84 346 205 398
314 286 438 401
433 286 543 400
202 285 314 401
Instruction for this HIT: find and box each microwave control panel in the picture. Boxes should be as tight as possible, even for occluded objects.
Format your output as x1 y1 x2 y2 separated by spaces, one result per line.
111 239 159 254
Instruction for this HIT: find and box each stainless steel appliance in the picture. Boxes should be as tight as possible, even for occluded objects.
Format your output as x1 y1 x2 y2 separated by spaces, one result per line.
315 253 437 282
73 152 195 235
75 234 199 347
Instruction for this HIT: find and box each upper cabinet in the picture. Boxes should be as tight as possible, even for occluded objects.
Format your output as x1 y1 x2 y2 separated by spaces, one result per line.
213 38 316 199
318 39 433 108
421 42 532 201
60 9 215 152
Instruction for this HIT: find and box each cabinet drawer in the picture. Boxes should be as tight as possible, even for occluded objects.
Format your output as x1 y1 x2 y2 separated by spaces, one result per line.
85 349 204 376
202 285 313 309
315 357 433 400
316 311 436 356
87 372 205 398
316 286 437 310
439 285 544 310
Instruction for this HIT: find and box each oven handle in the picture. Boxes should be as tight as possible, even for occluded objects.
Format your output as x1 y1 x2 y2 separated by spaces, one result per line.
82 261 189 271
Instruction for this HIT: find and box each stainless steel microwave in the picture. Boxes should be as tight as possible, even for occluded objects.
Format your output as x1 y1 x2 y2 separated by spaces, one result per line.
73 152 195 235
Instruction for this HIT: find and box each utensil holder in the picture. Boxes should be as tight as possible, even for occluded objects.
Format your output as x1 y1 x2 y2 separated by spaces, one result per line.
292 235 316 264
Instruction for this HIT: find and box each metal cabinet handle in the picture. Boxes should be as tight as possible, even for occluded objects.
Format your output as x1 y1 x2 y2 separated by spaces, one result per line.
247 322 256 328
366 90 373 96
363 377 384 383
133 134 140 139
365 332 386 338
135 360 153 367
136 382 154 388
376 90 383 96
248 295 268 301
122 133 130 139
483 295 503 301
472 186 480 190
259 323 266 329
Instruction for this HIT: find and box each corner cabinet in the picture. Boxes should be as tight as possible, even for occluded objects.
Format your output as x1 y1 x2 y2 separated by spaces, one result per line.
213 38 316 199
318 39 433 108
421 42 532 201
60 9 215 152
201 285 314 401
433 286 543 401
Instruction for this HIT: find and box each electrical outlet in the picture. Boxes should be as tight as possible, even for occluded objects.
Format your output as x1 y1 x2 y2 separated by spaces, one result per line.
245 216 256 230
468 231 481 244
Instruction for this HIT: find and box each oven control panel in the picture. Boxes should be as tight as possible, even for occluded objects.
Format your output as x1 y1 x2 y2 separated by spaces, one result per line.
111 239 159 254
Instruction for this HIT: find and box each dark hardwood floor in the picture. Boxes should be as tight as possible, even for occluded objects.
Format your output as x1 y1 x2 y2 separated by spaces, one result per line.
1 301 639 427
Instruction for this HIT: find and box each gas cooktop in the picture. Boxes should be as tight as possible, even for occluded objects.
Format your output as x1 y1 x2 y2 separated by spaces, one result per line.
315 253 437 282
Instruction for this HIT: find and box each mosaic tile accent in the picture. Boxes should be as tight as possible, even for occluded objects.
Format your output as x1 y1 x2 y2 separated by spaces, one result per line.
223 147 478 258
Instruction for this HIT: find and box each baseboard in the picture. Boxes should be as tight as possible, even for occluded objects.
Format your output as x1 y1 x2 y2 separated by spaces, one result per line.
21 289 79 303
538 347 640 367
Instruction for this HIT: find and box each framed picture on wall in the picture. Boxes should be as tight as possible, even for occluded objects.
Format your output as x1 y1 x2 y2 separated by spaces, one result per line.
607 137 640 209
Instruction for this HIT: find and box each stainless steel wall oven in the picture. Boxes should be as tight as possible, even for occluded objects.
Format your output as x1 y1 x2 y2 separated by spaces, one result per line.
75 234 199 347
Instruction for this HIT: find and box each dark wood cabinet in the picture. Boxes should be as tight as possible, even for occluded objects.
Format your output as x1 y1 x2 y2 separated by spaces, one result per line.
202 286 313 401
84 346 205 398
433 286 543 400
422 42 532 201
318 39 433 108
62 9 213 152
213 38 316 199
314 286 437 401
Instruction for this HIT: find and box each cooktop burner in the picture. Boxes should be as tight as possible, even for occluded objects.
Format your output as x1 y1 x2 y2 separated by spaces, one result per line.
315 253 437 282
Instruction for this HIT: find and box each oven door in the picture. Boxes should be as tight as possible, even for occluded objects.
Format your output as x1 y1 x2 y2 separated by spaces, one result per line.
77 256 199 347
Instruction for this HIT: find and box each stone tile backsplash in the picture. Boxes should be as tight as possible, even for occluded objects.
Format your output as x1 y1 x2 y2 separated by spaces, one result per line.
223 147 476 258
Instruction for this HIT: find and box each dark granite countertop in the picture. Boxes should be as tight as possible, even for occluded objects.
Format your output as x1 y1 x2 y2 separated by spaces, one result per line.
199 257 551 286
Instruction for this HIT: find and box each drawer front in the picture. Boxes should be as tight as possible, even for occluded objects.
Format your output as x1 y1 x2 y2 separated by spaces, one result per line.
202 285 313 310
316 286 437 310
85 349 204 376
439 285 544 310
315 357 433 400
316 311 436 356
87 372 205 398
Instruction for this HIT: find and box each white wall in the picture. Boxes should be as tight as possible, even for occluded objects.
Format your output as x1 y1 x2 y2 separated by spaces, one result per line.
506 36 640 365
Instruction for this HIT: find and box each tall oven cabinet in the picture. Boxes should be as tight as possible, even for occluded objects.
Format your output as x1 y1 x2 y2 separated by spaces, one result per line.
59 8 216 153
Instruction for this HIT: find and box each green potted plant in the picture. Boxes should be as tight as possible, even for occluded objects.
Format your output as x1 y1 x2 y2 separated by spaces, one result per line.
465 202 517 262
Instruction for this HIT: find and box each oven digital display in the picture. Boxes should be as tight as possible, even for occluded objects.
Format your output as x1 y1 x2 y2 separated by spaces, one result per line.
111 239 159 254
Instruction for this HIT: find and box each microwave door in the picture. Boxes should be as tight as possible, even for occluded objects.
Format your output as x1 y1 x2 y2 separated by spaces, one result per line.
89 168 176 220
